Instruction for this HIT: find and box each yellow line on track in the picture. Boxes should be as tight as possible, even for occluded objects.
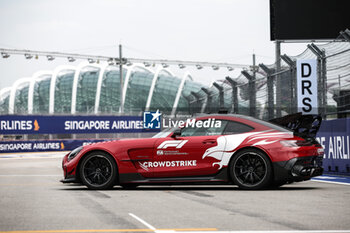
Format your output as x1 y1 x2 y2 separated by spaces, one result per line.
0 183 58 186
0 228 217 233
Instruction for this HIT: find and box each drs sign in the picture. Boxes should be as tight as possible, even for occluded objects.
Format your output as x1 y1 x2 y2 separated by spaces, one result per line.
297 59 318 114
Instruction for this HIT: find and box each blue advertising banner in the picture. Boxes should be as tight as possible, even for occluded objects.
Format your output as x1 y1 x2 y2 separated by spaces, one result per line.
0 139 108 153
0 115 160 134
316 118 350 174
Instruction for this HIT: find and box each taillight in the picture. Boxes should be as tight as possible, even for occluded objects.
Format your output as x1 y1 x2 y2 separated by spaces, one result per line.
317 148 324 155
280 140 314 147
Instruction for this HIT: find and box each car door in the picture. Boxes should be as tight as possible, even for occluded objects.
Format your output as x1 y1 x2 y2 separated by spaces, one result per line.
151 119 228 178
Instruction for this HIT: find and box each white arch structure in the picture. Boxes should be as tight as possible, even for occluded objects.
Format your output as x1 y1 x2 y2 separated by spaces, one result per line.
28 71 53 114
121 64 154 113
0 87 12 112
171 72 193 115
145 67 175 111
94 62 111 114
0 87 11 101
71 62 102 114
1 63 200 115
8 78 31 114
49 65 76 114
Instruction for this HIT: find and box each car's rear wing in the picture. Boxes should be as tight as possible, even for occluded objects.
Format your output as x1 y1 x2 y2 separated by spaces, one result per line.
269 113 322 139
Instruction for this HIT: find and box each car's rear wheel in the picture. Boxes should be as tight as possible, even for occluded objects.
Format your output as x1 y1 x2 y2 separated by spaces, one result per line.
80 151 117 190
230 149 272 190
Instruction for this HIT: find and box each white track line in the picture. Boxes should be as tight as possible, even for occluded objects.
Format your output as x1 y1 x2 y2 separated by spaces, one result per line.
129 213 156 230
311 179 350 186
129 213 175 233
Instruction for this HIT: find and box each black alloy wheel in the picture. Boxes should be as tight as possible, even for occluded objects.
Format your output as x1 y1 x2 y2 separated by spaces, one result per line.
230 149 272 190
80 152 117 190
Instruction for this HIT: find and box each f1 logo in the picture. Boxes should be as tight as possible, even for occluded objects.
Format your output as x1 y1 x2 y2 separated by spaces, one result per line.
157 140 188 149
143 110 161 129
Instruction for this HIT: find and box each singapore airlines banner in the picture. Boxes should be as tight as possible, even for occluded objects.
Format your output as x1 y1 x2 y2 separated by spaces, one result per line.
0 139 107 153
316 118 350 174
0 115 159 134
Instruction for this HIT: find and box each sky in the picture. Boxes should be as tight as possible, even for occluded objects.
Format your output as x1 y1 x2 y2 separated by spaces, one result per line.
0 0 311 89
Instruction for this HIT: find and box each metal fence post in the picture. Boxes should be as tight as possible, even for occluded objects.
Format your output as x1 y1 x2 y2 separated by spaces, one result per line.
201 87 212 113
213 82 224 110
308 43 326 118
225 76 238 114
183 95 192 114
241 70 256 117
281 54 297 114
190 91 202 114
259 64 274 119
321 50 327 119
119 44 124 114
275 41 282 117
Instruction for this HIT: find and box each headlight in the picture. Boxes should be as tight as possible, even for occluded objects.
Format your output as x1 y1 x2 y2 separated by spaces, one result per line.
280 140 313 147
67 146 83 161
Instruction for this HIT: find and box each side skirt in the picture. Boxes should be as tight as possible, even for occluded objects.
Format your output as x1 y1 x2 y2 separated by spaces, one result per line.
119 168 230 185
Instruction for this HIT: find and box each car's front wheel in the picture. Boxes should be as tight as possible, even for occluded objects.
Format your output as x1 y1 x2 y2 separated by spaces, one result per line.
80 151 117 190
230 149 272 190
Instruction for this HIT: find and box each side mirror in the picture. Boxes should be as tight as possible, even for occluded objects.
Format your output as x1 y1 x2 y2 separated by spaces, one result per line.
171 128 181 138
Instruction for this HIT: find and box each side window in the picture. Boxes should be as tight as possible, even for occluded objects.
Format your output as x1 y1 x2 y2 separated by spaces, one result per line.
223 121 254 135
180 127 198 137
181 120 228 137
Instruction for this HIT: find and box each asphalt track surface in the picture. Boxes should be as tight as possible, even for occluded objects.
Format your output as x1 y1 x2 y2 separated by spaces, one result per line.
0 155 350 233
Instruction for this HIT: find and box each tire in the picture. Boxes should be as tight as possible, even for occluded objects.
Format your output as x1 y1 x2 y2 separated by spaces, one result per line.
230 149 272 190
120 184 138 189
79 151 117 190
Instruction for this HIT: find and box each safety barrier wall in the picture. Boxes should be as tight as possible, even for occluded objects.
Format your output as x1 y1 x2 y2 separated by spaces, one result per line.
1 114 350 176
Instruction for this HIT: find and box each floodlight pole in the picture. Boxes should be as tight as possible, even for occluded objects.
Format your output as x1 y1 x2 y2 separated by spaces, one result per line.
119 44 124 114
275 41 282 117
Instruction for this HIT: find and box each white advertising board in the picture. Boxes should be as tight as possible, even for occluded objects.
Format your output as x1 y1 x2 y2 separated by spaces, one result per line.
297 59 318 114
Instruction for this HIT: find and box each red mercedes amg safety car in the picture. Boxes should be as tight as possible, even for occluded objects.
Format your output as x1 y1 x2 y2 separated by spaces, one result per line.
61 113 324 190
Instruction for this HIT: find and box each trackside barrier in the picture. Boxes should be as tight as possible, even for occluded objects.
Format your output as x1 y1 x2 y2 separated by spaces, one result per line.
0 139 108 153
316 118 350 175
1 117 349 176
